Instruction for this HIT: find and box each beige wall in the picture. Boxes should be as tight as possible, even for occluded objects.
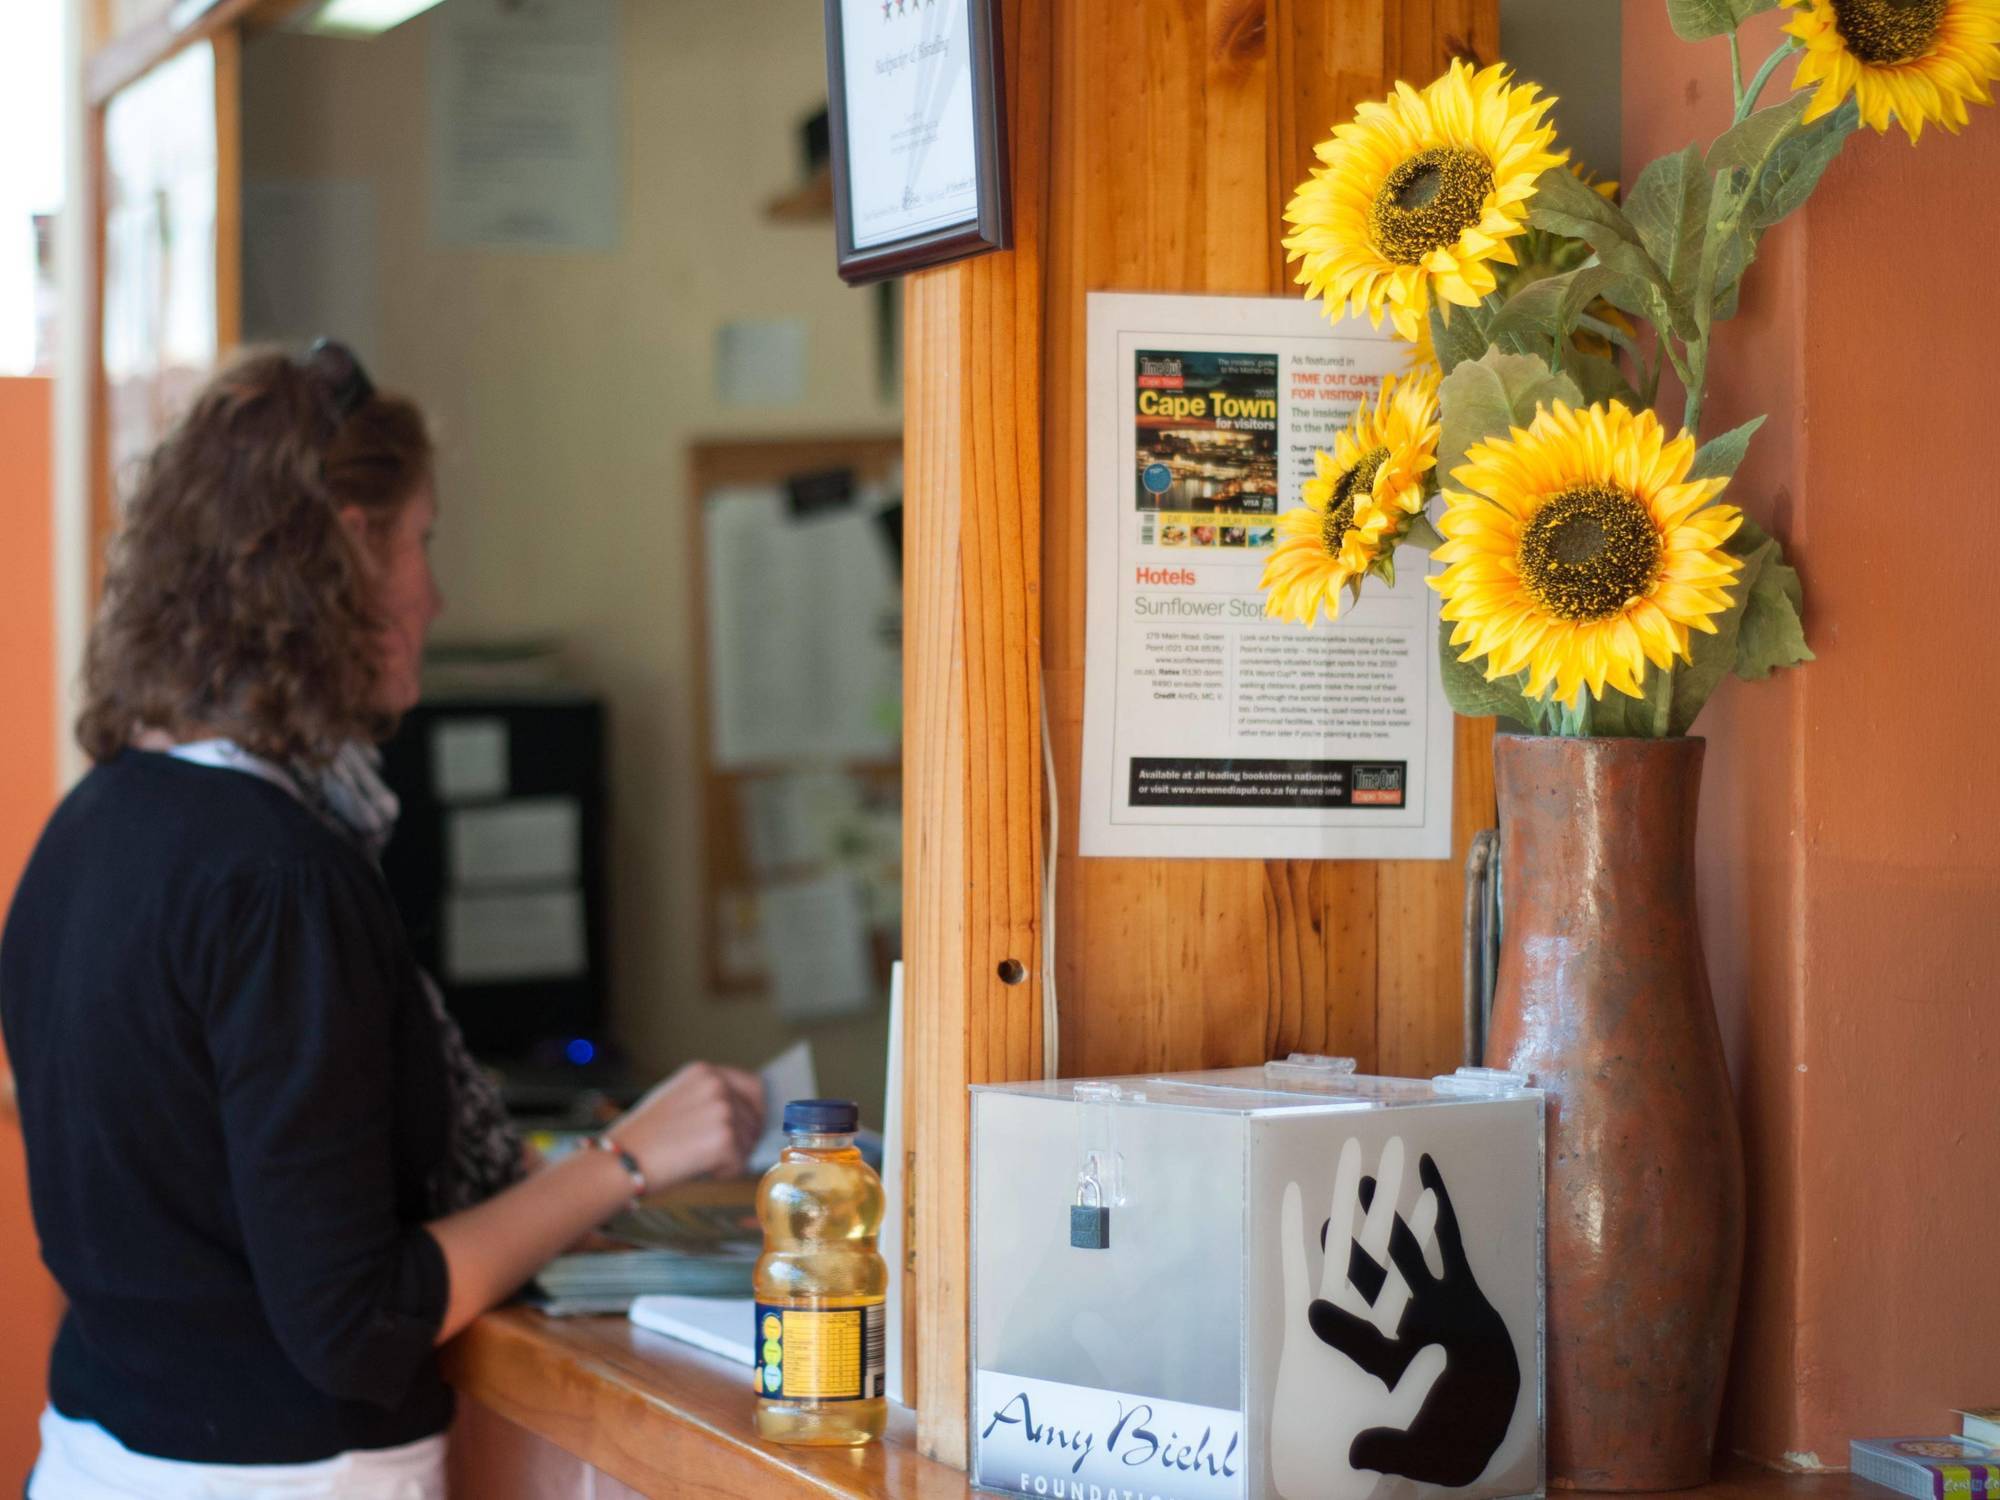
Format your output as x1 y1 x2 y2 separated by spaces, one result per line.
241 0 900 1112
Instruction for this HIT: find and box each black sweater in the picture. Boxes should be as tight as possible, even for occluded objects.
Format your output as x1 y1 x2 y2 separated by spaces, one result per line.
0 751 454 1463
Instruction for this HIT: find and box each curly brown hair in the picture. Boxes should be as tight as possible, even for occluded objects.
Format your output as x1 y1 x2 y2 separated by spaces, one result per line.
77 346 434 766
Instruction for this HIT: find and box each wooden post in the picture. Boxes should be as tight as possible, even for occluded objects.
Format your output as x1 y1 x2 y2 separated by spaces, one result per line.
901 0 1498 1467
899 0 1051 1465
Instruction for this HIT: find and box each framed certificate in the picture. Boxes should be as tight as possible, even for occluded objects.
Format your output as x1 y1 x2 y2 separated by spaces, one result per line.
822 0 1011 285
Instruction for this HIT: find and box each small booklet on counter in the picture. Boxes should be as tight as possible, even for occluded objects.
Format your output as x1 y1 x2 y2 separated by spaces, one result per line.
629 1295 756 1365
1851 1437 2000 1499
521 1191 762 1316
1961 1412 2000 1448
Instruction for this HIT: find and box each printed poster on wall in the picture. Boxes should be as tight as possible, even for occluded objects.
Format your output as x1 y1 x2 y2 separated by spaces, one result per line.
1079 293 1454 861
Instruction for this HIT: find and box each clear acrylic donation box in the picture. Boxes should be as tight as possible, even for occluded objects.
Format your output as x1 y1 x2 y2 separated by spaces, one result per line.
970 1061 1545 1500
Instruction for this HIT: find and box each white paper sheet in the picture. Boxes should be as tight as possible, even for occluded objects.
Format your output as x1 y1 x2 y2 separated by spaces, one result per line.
703 488 900 770
836 0 981 249
880 960 907 1405
756 874 876 1021
737 770 866 876
715 319 807 407
448 798 580 887
428 0 619 250
748 1040 819 1174
444 889 586 983
1079 293 1455 860
629 1295 756 1366
430 717 509 803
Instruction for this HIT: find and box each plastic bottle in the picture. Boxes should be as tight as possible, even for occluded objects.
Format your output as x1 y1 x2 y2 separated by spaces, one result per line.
752 1098 888 1445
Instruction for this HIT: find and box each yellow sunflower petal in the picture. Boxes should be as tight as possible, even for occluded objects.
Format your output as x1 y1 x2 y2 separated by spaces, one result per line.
1428 398 1746 704
1284 60 1567 335
1783 0 2000 142
1256 370 1443 624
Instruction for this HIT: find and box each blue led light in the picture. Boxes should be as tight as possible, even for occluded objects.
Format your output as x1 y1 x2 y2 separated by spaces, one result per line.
565 1038 596 1067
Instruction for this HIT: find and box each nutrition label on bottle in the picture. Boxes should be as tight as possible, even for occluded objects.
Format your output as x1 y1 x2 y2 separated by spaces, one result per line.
755 1303 886 1401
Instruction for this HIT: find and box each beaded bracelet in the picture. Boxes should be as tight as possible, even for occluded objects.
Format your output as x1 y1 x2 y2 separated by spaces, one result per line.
586 1133 647 1201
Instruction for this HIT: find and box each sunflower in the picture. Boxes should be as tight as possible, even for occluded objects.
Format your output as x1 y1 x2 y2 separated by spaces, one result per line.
1406 169 1624 373
1784 0 2000 141
1263 371 1441 625
1430 400 1744 703
1284 60 1566 342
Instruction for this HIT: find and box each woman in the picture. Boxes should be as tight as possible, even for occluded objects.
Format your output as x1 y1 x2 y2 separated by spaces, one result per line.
0 343 763 1497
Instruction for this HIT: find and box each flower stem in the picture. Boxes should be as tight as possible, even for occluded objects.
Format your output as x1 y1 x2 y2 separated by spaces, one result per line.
1729 30 1745 116
1736 38 1801 124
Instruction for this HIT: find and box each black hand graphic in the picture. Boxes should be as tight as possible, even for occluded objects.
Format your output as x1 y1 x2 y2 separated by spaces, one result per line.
1307 1153 1520 1487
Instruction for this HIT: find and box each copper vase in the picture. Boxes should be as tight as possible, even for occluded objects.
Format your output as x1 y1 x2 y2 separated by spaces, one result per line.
1484 733 1745 1491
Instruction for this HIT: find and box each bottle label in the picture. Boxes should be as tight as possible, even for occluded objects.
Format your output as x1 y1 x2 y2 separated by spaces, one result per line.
754 1301 885 1402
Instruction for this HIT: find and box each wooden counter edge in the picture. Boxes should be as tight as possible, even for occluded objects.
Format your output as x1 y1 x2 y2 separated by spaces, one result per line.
442 1309 1875 1500
440 1308 974 1499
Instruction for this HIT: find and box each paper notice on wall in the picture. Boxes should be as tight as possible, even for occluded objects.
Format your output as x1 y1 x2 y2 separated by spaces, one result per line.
448 798 580 887
715 319 808 407
736 771 858 876
428 0 619 250
431 717 510 803
444 889 586 982
756 874 876 1021
1079 293 1454 861
704 488 900 769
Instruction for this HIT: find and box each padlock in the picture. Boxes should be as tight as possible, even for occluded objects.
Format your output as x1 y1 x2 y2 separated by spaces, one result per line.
1070 1173 1110 1249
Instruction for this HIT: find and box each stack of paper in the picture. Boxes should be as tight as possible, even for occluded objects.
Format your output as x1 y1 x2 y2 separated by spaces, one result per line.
1851 1437 2000 1499
526 1250 755 1316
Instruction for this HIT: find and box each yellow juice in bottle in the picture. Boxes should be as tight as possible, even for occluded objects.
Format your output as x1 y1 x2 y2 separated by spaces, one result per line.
752 1099 888 1446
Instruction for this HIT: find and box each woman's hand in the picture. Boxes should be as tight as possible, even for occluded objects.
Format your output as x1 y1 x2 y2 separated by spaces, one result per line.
610 1061 765 1190
427 1060 766 1343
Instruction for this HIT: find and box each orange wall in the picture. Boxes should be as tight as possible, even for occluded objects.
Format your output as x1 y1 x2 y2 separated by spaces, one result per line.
1624 3 2000 1467
0 376 61 1486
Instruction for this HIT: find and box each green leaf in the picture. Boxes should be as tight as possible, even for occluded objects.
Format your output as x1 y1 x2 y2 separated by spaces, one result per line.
1601 241 1698 339
1665 538 1774 734
1566 348 1640 407
1438 616 1543 724
1486 276 1571 355
1689 414 1766 480
1401 510 1445 553
1437 348 1584 481
1625 144 1711 307
1428 298 1487 375
1746 96 1858 229
1708 92 1813 179
1734 536 1814 679
1587 663 1676 738
1486 268 1630 361
1666 0 1778 41
1527 164 1651 252
1708 99 1857 321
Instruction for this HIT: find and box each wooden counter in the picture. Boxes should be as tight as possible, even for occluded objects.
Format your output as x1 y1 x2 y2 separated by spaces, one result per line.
443 1307 1876 1500
442 1308 973 1498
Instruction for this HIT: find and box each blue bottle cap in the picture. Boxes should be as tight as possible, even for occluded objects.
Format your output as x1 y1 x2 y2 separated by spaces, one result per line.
783 1098 859 1133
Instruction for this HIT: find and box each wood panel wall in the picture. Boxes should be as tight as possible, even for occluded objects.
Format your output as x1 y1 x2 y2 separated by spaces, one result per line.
1042 0 1500 1078
903 0 1499 1467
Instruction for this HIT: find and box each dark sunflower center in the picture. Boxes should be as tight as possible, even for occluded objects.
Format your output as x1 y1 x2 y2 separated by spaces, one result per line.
1369 147 1495 265
1516 482 1661 621
1829 0 1947 63
1322 447 1391 554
